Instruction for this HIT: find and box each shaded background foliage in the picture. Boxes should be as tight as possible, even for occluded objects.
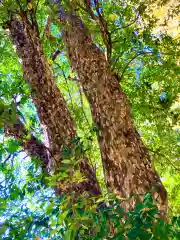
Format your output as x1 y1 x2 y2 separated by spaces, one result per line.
0 0 179 239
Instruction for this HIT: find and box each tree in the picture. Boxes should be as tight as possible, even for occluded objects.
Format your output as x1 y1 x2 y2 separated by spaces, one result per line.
48 0 170 214
0 0 180 238
1 2 100 196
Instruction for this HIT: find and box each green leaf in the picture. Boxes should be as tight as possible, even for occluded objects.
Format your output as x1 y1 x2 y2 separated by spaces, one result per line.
6 139 20 154
58 210 69 225
0 200 7 211
0 224 8 235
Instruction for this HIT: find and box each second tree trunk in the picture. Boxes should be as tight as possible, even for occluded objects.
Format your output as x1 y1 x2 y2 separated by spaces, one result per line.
61 12 167 215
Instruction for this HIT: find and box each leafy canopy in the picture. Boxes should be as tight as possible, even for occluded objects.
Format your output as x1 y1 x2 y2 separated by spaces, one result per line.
0 0 179 239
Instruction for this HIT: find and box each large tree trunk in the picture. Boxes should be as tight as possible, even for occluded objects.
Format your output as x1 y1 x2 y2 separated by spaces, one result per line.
59 10 167 215
7 14 100 196
4 117 100 195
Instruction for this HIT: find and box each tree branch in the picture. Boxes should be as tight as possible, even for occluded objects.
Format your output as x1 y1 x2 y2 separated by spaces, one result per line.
93 0 112 61
51 49 61 61
111 3 147 34
111 13 140 34
4 118 50 175
148 148 180 172
53 61 74 110
83 0 112 62
119 51 154 81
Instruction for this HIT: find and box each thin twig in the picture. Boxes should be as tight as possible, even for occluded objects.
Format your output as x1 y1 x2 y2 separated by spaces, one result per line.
34 0 40 15
94 0 112 61
53 61 74 111
83 0 96 20
3 154 12 164
115 49 180 76
52 50 61 61
119 51 154 81
111 13 140 34
148 148 180 172
111 51 125 71
77 81 91 128
83 0 112 62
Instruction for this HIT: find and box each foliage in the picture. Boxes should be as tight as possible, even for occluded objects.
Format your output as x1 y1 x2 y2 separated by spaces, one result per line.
1 190 180 239
0 0 179 239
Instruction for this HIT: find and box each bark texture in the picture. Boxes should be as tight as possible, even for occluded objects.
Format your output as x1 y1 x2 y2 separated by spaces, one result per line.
61 12 167 215
8 14 100 196
4 118 98 195
4 118 50 175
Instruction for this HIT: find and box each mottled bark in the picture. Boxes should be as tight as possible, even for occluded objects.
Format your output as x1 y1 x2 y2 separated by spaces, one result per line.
60 12 167 215
4 118 99 195
8 14 100 196
4 118 50 175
